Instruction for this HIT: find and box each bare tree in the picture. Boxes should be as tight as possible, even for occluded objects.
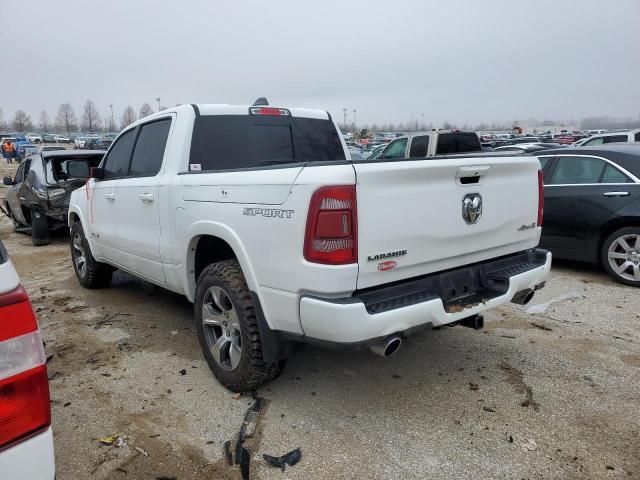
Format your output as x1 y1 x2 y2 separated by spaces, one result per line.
0 108 7 130
55 103 78 133
139 103 154 118
12 110 33 132
81 100 102 132
120 105 137 129
39 110 50 132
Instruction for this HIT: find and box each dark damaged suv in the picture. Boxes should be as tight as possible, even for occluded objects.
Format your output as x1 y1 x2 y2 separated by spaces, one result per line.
2 150 105 245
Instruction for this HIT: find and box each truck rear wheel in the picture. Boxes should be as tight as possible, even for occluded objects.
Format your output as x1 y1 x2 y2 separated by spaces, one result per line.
195 260 286 391
31 209 50 246
70 222 113 288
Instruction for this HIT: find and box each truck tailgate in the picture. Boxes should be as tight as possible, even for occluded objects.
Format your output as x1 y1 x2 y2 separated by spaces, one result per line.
353 156 542 289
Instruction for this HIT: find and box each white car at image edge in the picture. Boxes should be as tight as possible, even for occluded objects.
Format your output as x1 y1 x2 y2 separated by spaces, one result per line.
0 240 55 479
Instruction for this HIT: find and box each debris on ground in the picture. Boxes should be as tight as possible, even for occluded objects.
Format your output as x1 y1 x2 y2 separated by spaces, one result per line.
522 439 538 451
239 446 251 480
531 322 553 331
135 446 149 457
483 406 496 412
223 440 233 465
525 292 581 314
263 448 302 472
98 433 128 447
232 392 242 400
500 362 540 411
179 369 187 375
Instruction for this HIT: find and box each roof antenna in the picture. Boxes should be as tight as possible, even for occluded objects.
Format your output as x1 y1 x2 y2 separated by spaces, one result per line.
253 97 269 106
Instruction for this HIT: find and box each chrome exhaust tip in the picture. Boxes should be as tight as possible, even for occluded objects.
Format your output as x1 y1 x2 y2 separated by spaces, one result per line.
370 336 402 357
511 288 535 305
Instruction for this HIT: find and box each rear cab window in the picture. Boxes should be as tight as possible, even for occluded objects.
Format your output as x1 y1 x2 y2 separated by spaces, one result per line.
189 113 345 171
409 135 429 157
435 132 482 154
603 135 629 144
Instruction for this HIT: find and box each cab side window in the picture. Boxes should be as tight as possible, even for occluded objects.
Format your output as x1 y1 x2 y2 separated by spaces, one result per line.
584 137 603 146
409 136 429 158
129 119 171 177
381 138 408 159
102 129 136 179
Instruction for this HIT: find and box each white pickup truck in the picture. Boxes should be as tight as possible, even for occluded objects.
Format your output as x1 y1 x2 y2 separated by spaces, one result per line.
67 102 551 391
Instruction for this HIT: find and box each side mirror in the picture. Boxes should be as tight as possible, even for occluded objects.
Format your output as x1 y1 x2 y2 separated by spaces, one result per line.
90 167 104 180
3 176 14 186
65 160 91 179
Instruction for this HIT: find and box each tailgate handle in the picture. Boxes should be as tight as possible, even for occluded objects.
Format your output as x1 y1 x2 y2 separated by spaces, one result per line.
456 166 490 185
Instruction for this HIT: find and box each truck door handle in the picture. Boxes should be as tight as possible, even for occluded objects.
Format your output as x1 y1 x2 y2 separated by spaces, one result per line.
603 191 629 197
104 192 115 200
139 193 154 203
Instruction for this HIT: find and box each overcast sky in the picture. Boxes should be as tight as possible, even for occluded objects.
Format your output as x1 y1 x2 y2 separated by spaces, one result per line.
1 0 639 128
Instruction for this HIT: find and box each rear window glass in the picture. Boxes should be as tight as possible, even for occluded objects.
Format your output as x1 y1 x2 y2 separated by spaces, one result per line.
189 115 345 171
436 133 481 154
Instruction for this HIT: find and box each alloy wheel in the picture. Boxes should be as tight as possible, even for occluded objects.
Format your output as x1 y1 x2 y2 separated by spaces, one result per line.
202 286 242 371
607 234 640 282
72 232 87 278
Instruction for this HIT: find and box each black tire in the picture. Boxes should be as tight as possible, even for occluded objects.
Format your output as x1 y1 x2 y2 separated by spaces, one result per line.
601 226 640 287
195 260 286 391
70 222 113 288
31 209 50 246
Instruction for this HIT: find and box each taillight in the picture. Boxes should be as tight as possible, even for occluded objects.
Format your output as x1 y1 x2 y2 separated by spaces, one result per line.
304 185 357 265
0 285 50 450
537 170 544 226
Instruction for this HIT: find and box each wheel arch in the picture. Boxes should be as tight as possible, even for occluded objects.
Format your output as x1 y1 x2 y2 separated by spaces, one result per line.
184 222 260 303
598 216 640 263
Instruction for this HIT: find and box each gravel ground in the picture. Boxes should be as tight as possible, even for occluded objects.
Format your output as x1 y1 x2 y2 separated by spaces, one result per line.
1 159 638 479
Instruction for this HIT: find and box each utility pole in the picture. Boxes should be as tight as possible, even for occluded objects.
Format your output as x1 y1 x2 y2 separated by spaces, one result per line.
342 108 347 131
353 109 357 132
156 97 161 112
109 104 114 131
421 113 424 131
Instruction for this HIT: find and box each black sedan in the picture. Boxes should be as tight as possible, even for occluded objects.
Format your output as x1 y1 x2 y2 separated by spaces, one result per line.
538 144 640 286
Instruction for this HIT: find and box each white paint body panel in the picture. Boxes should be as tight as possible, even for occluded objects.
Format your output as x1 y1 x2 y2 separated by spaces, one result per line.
0 428 56 480
0 255 55 478
301 252 551 343
68 104 548 341
353 155 542 289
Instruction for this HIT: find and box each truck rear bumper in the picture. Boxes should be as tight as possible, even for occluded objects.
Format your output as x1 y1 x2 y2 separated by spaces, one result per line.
299 249 551 344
